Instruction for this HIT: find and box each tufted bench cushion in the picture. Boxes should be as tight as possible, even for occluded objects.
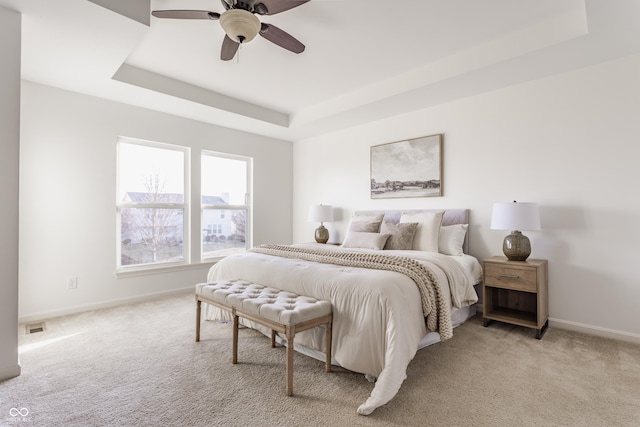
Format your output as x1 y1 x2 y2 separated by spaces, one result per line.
195 280 333 396
196 280 332 326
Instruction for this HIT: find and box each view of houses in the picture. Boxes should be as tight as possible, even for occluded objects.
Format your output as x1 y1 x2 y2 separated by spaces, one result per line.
120 192 245 266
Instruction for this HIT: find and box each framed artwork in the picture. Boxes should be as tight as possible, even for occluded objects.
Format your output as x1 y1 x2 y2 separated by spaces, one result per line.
370 134 442 199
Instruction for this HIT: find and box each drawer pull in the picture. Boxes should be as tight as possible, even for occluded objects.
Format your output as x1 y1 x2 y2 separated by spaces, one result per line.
499 274 520 279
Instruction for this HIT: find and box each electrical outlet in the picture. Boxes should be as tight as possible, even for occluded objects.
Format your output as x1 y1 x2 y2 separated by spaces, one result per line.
67 277 78 289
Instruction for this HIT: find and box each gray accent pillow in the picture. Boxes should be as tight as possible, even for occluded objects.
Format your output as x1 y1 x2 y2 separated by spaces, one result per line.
381 221 418 250
348 213 384 233
349 221 381 233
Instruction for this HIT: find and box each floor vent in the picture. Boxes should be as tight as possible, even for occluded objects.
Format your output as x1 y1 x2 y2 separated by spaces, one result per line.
26 322 46 334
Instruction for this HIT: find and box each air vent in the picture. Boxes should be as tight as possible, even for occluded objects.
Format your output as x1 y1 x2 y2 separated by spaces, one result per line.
26 322 46 334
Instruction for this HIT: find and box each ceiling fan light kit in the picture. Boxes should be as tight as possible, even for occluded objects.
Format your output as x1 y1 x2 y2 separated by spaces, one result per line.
219 9 261 43
151 0 310 61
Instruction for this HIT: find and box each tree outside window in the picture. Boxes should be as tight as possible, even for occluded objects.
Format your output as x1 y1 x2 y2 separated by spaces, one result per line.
117 139 187 269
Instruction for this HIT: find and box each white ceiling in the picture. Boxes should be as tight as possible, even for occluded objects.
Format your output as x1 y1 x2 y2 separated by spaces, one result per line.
3 0 640 141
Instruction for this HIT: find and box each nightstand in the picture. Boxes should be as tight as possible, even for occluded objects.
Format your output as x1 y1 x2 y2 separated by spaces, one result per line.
482 256 548 339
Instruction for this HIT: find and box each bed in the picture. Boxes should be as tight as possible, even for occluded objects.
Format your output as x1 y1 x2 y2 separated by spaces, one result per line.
204 209 482 415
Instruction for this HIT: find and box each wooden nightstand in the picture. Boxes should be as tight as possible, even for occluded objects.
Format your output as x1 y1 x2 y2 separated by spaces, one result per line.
482 256 548 339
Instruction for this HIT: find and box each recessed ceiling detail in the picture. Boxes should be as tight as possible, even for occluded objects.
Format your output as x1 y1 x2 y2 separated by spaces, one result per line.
5 0 640 141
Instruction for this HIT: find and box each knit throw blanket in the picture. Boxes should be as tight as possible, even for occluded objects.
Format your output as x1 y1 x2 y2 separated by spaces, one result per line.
250 244 453 340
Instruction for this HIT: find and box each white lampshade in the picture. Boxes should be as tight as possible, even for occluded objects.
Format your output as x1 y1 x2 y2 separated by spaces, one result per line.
491 202 541 231
308 205 333 223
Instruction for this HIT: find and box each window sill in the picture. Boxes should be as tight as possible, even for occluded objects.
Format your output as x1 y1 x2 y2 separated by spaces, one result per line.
114 261 217 279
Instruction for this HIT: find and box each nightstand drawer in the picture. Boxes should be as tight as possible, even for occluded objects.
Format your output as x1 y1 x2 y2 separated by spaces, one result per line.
484 263 537 292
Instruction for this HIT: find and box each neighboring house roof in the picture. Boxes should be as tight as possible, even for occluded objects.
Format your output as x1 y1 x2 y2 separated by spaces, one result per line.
123 192 227 205
202 195 227 205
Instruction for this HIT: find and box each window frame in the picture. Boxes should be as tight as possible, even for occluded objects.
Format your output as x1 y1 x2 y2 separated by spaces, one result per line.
116 137 191 274
200 150 253 262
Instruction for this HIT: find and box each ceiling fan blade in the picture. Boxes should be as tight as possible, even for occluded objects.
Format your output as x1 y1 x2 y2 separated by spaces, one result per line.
151 10 220 20
221 35 240 61
254 0 310 16
259 23 305 53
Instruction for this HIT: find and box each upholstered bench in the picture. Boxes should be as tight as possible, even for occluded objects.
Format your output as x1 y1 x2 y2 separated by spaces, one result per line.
195 280 333 396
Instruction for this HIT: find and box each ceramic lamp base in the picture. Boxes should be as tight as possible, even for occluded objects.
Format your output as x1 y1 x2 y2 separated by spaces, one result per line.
503 230 531 261
314 225 329 244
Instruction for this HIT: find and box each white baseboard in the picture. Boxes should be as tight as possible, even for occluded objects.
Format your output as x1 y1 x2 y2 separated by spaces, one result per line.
18 287 193 324
19 293 640 346
475 304 639 345
549 318 640 345
0 364 21 381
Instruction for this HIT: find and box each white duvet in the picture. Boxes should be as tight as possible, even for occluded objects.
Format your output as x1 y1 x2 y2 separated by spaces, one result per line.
205 244 480 415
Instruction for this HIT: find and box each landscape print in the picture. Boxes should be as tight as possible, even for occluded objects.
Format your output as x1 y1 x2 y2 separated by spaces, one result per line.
370 134 442 199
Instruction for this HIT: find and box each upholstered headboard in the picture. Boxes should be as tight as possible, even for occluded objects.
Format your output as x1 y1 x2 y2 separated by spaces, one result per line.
353 209 470 254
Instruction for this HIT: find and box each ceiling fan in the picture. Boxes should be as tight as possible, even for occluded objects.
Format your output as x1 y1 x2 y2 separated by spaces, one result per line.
151 0 310 61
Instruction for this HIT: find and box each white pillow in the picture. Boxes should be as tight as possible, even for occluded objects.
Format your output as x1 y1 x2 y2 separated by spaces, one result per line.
438 224 468 256
342 232 390 250
399 211 444 252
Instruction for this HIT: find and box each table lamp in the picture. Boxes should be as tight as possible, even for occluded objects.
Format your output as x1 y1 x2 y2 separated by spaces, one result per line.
308 204 333 243
490 201 541 261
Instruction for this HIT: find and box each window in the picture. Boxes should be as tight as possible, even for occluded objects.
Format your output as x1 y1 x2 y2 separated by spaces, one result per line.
117 138 189 270
201 151 252 260
116 139 252 273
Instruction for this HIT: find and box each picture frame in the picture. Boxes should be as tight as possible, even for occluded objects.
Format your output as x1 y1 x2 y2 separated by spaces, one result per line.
370 134 442 199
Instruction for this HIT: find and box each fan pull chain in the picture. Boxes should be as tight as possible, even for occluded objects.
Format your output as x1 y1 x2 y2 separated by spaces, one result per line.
237 42 242 63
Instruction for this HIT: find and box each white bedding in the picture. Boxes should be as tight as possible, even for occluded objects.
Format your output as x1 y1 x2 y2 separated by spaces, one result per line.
205 244 480 415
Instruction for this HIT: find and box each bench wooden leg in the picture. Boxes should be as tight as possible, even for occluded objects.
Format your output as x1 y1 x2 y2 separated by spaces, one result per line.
286 325 295 396
196 288 332 397
232 309 239 365
195 297 202 342
325 317 332 373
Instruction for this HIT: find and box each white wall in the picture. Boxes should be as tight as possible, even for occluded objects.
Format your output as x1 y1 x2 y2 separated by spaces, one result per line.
18 82 293 321
293 53 640 341
0 6 21 380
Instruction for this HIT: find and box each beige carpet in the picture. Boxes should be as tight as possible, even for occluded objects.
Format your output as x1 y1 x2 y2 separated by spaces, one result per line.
2 291 640 426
